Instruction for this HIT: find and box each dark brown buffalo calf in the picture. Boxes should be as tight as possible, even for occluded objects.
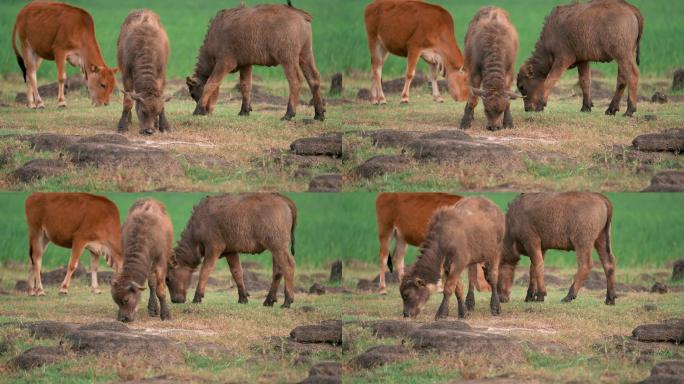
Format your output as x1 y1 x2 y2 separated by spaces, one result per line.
25 192 123 295
167 193 297 308
111 199 174 322
498 192 616 305
400 197 505 319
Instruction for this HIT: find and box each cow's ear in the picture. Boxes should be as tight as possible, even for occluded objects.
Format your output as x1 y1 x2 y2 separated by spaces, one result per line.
414 277 426 287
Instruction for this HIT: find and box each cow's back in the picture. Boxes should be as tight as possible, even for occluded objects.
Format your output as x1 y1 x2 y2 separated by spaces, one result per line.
25 192 120 247
376 192 462 246
117 10 169 75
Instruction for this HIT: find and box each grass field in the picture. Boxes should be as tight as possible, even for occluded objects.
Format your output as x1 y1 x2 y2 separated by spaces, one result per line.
1 0 683 81
0 192 681 273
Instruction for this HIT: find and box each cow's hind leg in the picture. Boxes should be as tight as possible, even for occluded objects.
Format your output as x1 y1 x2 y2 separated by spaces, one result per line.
595 234 617 305
577 62 593 112
525 263 538 302
22 45 44 109
377 226 392 294
606 64 627 115
281 62 302 121
485 259 501 316
238 66 253 116
282 250 296 308
264 254 284 307
400 49 421 104
60 239 87 294
466 265 476 312
368 37 388 105
624 59 639 117
28 231 48 296
54 49 68 108
89 250 101 294
562 246 593 303
155 265 170 320
226 253 249 304
392 236 408 283
300 44 325 121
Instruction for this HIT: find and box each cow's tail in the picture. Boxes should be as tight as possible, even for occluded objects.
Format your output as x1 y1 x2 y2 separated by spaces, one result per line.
287 0 292 6
601 195 614 256
632 3 644 66
287 198 297 257
29 243 34 265
12 23 26 82
387 250 394 273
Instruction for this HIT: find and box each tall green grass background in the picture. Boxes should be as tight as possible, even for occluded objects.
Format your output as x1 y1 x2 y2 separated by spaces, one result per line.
1 0 682 81
0 192 681 270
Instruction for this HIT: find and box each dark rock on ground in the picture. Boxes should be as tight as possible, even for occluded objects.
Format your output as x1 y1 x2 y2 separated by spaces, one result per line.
350 345 409 369
357 271 400 291
673 259 684 281
0 336 11 355
66 141 183 176
408 137 524 171
353 155 409 179
357 88 371 100
267 149 339 170
15 74 86 103
600 335 683 359
368 320 419 338
673 69 684 91
308 174 341 192
300 375 341 384
420 321 472 332
23 133 78 152
641 361 684 384
11 159 68 182
382 71 427 93
651 92 668 104
409 322 524 362
119 374 207 384
583 270 647 292
11 346 66 370
368 130 421 148
643 171 684 192
231 269 270 292
14 280 28 292
651 282 668 294
329 73 343 96
15 265 86 292
632 128 684 153
329 260 342 282
25 320 79 339
66 327 183 362
632 319 684 343
309 282 326 295
290 320 342 345
309 361 342 378
291 134 342 157
356 279 374 291
515 272 565 286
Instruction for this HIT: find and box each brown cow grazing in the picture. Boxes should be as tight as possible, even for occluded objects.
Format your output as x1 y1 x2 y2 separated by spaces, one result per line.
24 192 123 296
187 1 324 121
460 7 521 131
112 199 174 322
116 10 172 135
375 192 490 300
364 0 468 104
167 193 297 308
498 192 616 306
12 2 118 108
516 0 644 116
400 197 505 319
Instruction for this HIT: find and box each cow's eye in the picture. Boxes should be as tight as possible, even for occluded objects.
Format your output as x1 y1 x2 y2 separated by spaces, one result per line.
100 83 106 89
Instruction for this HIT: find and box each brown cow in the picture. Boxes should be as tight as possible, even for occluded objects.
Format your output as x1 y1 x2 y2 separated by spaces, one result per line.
376 192 490 299
400 197 505 319
167 193 297 308
516 0 644 116
11 2 118 108
116 10 172 135
186 1 325 121
460 7 521 131
498 192 616 306
364 0 468 105
112 199 174 322
24 192 123 296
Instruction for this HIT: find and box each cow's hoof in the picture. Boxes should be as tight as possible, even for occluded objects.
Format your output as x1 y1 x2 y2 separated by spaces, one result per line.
263 298 276 307
434 97 444 103
57 102 67 108
314 114 325 122
605 107 618 115
59 289 68 295
400 99 409 104
238 296 249 304
378 288 388 295
580 105 591 113
160 312 171 321
623 111 634 118
91 287 102 294
561 296 574 303
605 296 616 305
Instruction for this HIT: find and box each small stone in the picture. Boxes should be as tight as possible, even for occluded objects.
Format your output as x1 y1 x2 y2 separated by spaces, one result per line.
11 346 65 370
644 304 658 312
356 88 371 100
290 320 343 345
309 282 326 295
651 282 668 294
650 92 668 104
329 260 342 283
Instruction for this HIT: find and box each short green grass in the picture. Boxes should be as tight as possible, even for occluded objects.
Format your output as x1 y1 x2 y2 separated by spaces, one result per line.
1 0 682 81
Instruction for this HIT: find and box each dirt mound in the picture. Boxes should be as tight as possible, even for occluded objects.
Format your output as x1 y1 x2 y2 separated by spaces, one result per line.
290 320 342 345
367 320 419 339
583 270 647 292
11 346 66 370
633 128 684 153
15 265 86 292
409 322 525 362
25 321 79 339
290 134 342 157
11 159 68 182
641 361 684 384
651 91 668 104
381 71 427 93
308 174 341 192
299 361 342 384
66 327 183 363
66 141 183 177
15 74 86 104
357 271 401 291
353 155 409 179
632 319 684 343
643 171 684 192
22 133 78 152
232 269 271 292
515 272 565 286
350 345 409 369
408 136 524 172
368 130 421 148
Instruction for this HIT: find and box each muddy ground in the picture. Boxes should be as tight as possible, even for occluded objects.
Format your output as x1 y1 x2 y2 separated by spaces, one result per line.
1 73 682 192
0 260 682 383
